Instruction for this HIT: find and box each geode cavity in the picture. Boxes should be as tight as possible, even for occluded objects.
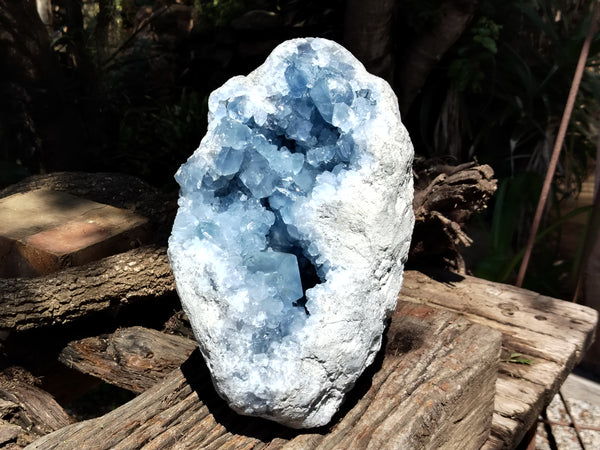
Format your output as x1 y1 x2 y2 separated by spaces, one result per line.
168 38 414 428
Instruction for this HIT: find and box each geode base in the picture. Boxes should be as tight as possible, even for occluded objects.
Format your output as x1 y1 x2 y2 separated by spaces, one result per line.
168 37 414 428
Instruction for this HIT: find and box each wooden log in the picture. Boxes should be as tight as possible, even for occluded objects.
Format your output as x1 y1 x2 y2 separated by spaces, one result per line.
0 378 71 447
59 327 197 394
0 245 175 332
398 270 598 449
42 270 597 449
28 301 501 450
0 420 22 447
1 165 496 276
410 160 497 272
0 172 177 334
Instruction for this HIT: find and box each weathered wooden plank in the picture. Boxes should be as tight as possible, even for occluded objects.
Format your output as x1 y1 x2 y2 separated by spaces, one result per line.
0 382 70 436
0 421 22 447
47 270 597 449
398 270 598 449
59 327 197 394
400 271 597 359
481 414 517 450
28 301 501 450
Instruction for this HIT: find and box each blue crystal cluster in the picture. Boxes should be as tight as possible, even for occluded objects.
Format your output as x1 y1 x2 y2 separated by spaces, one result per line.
173 40 378 353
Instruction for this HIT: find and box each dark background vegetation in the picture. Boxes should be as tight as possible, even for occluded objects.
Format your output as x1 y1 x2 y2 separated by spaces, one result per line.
1 0 599 297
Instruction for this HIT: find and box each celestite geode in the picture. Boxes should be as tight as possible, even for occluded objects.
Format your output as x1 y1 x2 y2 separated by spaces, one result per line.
168 38 414 428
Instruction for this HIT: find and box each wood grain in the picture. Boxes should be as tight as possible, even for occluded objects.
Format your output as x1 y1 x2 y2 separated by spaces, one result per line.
398 270 598 449
0 380 71 447
28 301 501 450
59 327 197 394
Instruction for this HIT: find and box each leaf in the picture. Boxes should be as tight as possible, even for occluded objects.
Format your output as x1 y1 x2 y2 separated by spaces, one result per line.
474 35 498 54
505 352 534 365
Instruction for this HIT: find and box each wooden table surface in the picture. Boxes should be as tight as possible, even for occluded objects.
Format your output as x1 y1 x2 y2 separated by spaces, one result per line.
399 270 598 448
28 270 598 449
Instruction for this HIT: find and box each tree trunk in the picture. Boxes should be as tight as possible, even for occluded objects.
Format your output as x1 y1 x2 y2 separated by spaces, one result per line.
0 0 60 172
343 0 395 84
35 0 52 27
0 0 85 172
395 0 478 116
95 0 116 64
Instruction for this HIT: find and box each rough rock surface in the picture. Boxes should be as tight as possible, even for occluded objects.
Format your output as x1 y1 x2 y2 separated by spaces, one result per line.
168 37 414 428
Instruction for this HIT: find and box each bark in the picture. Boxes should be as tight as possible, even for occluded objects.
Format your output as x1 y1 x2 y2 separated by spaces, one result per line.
0 172 177 332
59 327 197 394
0 0 61 171
410 159 497 272
30 300 501 450
396 0 479 115
0 368 71 447
343 0 395 83
0 245 174 332
0 165 495 333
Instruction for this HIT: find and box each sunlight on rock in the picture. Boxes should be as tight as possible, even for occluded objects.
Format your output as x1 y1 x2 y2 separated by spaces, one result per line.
168 38 414 428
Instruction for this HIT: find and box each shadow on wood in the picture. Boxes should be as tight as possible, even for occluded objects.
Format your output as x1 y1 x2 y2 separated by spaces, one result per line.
28 301 501 449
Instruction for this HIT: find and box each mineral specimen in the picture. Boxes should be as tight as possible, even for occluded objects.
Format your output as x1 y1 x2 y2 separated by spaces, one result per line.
168 38 414 428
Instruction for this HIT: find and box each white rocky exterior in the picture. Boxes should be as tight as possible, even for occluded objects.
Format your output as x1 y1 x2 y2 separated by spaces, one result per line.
168 38 414 428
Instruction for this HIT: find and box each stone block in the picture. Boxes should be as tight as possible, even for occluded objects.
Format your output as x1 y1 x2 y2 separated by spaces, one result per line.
0 189 149 278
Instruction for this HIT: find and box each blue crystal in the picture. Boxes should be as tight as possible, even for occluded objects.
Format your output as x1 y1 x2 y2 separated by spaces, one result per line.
245 251 304 304
227 96 251 122
215 147 244 176
173 39 379 353
215 119 252 150
306 146 336 168
310 73 354 122
285 64 309 98
239 151 279 199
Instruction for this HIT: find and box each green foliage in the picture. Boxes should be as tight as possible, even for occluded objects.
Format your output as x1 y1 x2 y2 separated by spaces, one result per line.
503 352 534 365
196 0 247 28
473 173 541 282
449 17 502 93
412 0 600 177
407 0 600 293
195 0 276 29
114 90 208 189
